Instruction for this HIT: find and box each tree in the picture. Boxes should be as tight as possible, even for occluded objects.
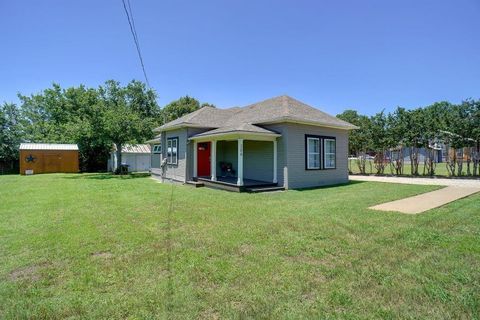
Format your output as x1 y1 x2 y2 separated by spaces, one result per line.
161 96 200 124
0 103 23 173
368 111 391 174
337 110 371 173
98 80 159 173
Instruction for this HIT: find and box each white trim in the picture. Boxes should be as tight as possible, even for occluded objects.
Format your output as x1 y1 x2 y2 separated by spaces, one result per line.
307 137 321 169
273 139 278 184
193 141 198 178
237 139 244 186
324 138 336 169
211 140 217 181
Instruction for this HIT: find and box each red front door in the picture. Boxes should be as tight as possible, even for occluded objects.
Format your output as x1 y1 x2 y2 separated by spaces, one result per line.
197 142 211 177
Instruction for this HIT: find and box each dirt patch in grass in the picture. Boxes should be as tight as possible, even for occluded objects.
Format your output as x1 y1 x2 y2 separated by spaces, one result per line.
91 251 113 259
237 244 254 256
8 263 47 282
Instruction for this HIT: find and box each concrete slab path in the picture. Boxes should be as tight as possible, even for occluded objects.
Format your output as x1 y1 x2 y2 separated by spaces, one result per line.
350 175 480 214
369 186 480 214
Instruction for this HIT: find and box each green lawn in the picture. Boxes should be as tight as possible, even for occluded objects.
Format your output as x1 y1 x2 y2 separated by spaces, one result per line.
1 174 479 319
349 159 455 176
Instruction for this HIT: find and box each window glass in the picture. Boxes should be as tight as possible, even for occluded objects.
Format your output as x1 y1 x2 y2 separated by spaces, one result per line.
324 139 336 168
153 144 162 154
167 138 178 164
307 137 320 169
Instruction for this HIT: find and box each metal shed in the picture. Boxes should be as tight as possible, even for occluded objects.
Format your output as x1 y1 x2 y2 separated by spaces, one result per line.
19 143 80 175
108 144 151 172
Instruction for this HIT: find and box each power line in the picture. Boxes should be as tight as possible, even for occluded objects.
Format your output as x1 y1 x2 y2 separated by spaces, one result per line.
121 0 150 87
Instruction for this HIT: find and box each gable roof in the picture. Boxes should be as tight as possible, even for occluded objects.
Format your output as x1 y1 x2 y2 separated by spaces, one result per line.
228 95 357 129
156 95 357 134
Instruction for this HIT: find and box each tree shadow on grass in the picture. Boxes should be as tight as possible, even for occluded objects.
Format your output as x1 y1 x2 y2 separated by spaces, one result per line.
62 172 151 180
294 180 366 192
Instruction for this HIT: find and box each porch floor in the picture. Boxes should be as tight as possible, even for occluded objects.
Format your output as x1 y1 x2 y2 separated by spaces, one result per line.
197 176 275 187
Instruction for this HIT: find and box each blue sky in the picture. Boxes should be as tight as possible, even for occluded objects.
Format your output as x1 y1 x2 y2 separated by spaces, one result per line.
1 0 479 115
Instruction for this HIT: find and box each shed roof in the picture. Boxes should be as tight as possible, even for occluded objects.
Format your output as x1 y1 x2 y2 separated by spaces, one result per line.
19 143 79 151
112 144 151 154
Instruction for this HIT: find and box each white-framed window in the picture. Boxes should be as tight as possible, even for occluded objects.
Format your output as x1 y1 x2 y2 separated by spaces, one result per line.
324 139 336 169
307 137 321 169
167 138 178 164
153 144 162 154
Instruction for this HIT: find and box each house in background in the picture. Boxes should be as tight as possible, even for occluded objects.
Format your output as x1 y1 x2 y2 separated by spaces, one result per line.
148 95 357 191
19 143 79 175
108 144 151 172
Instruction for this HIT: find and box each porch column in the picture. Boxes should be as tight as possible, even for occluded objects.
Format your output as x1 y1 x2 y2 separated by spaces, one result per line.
193 141 198 178
237 139 244 186
211 140 216 181
273 139 278 183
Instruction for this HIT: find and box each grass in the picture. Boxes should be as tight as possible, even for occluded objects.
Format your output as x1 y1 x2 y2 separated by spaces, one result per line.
1 174 479 319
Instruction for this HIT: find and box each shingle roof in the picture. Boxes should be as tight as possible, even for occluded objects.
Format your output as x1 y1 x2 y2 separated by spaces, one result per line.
157 95 357 134
154 106 240 132
228 95 357 129
19 143 79 151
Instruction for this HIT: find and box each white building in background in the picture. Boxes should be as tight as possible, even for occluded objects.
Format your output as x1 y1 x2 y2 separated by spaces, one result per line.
108 144 151 172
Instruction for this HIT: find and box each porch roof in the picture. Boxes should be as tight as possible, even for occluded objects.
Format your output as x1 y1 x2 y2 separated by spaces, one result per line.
189 123 280 141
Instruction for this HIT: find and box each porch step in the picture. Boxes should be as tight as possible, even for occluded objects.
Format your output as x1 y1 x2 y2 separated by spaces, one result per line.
186 180 204 188
245 186 285 193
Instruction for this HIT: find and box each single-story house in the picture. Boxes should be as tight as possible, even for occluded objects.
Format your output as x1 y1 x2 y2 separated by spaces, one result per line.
19 143 79 175
108 144 151 172
148 95 357 191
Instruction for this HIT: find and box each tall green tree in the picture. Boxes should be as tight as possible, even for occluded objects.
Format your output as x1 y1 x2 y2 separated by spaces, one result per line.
161 96 200 123
337 110 371 173
0 103 23 172
98 80 159 173
368 111 391 174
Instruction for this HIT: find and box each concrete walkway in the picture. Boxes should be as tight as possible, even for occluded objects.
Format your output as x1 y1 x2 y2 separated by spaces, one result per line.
350 175 480 214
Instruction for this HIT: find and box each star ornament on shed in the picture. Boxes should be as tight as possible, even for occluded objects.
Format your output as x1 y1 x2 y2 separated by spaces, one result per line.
25 154 36 163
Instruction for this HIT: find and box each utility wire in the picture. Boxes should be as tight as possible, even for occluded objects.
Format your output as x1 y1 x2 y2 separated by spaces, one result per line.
121 0 150 87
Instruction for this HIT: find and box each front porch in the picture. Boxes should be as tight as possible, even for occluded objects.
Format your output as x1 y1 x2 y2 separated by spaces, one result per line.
196 176 281 192
190 131 282 192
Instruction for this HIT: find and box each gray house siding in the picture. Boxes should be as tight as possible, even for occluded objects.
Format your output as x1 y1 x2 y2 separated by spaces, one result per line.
151 153 161 168
262 124 288 188
284 123 348 189
164 128 188 182
243 140 274 182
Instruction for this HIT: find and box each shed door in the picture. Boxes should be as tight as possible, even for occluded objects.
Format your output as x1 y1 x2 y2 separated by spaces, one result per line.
43 153 61 173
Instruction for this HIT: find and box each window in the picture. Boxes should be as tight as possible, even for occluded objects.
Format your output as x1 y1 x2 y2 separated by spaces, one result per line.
324 139 336 168
153 144 162 154
307 137 321 169
167 138 178 164
305 135 336 170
